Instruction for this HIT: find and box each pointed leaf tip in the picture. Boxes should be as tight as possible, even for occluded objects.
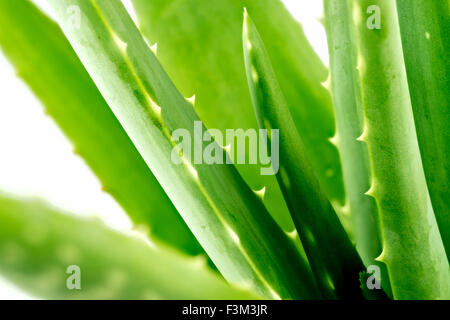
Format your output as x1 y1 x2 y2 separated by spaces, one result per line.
329 133 339 147
356 126 368 142
186 94 196 106
375 249 386 263
321 74 332 91
253 186 266 200
286 229 298 241
150 42 158 55
364 184 376 198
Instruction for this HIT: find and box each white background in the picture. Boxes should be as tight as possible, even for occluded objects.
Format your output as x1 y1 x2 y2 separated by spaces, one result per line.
0 0 327 299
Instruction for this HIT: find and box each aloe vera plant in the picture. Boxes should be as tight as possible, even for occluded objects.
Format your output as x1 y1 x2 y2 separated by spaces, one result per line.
0 0 448 300
130 0 345 231
43 0 322 300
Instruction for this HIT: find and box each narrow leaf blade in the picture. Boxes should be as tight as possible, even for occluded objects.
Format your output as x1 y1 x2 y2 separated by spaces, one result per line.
243 10 370 300
323 0 391 296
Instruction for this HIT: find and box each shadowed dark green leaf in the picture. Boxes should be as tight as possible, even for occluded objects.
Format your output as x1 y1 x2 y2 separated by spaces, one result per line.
396 0 450 258
242 10 373 300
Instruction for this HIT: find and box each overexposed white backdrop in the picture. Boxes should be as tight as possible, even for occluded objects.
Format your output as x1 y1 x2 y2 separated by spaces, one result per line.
0 0 327 299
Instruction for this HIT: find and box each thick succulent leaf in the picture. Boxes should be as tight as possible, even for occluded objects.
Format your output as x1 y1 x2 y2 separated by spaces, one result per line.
46 0 320 299
0 193 257 300
396 0 450 258
131 0 346 229
0 0 203 256
354 0 449 299
323 0 391 296
242 11 373 300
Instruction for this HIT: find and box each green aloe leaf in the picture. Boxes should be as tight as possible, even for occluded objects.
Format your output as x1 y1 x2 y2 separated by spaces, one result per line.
0 193 257 300
354 0 449 299
242 10 372 300
322 0 391 296
46 0 319 299
0 0 202 256
130 0 346 230
396 0 450 258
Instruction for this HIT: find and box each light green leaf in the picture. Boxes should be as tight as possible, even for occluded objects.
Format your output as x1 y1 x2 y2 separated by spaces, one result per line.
0 0 202 256
0 193 258 300
354 0 449 299
243 10 372 300
131 0 346 229
46 0 320 299
323 0 391 296
396 0 450 258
